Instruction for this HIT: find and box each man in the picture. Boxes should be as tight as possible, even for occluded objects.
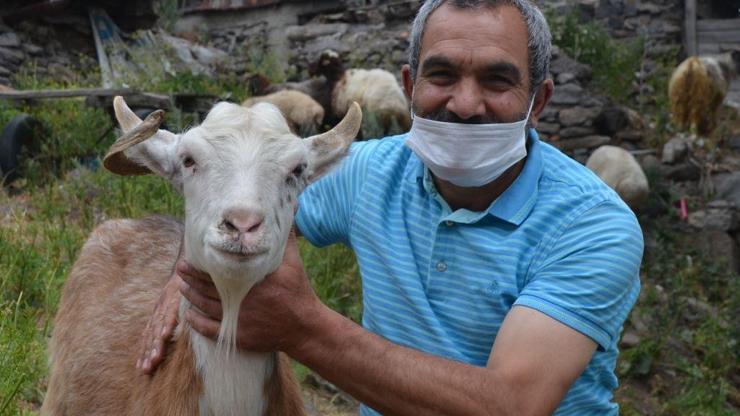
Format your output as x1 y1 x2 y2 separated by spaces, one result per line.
138 1 643 414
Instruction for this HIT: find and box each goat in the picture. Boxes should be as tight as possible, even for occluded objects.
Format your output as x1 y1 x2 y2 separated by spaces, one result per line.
586 145 649 210
668 50 740 136
242 89 325 136
310 49 411 138
41 96 362 416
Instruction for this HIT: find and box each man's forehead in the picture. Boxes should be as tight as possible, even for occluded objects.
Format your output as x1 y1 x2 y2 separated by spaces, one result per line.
419 4 528 68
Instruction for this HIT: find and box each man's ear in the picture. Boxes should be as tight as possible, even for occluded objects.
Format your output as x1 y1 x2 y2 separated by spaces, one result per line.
401 64 414 102
529 78 554 128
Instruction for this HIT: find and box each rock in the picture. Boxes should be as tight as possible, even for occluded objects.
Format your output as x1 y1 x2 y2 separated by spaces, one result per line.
661 136 691 164
640 154 661 172
556 135 610 151
0 65 9 77
696 230 739 274
728 136 740 151
558 106 601 127
0 32 20 48
539 106 559 122
550 55 591 81
536 122 560 135
664 163 700 182
688 200 737 232
550 83 585 105
286 24 349 42
0 46 23 65
615 129 643 143
556 72 577 85
594 105 628 136
620 331 641 349
713 172 740 208
559 126 596 138
22 43 43 55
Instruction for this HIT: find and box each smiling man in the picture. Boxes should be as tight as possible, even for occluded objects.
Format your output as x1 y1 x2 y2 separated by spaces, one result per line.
139 1 643 414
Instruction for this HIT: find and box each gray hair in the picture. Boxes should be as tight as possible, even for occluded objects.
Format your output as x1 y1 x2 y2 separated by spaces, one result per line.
408 0 552 95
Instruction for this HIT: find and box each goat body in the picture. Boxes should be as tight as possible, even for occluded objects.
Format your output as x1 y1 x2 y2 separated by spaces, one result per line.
41 216 303 416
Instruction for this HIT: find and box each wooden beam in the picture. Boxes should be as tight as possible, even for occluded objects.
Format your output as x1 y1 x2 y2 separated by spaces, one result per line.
685 0 697 56
0 88 133 100
696 18 740 31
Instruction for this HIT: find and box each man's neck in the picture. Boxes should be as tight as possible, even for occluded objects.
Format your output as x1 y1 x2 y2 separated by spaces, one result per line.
433 158 525 212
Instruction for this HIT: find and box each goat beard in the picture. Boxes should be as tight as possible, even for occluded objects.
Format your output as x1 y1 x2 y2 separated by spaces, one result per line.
210 276 255 355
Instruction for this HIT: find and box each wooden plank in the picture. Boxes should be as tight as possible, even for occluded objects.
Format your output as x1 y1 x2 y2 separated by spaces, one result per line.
0 88 172 110
685 0 697 56
696 18 740 31
697 31 740 43
698 43 738 55
0 88 133 100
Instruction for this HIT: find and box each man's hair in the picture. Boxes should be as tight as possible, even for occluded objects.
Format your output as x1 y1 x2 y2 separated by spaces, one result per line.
408 0 552 94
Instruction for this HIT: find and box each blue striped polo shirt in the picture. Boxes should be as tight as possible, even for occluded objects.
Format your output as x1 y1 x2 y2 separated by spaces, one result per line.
296 129 643 415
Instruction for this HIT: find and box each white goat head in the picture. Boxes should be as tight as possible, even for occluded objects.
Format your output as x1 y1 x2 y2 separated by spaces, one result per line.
104 96 361 346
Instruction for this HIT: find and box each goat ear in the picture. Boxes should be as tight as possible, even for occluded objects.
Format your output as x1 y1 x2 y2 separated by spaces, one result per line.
304 101 362 181
104 96 182 186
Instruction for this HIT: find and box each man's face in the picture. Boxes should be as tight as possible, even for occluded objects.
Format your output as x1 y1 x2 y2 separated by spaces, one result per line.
404 3 532 124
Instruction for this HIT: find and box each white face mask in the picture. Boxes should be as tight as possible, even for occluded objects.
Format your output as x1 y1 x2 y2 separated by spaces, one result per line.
405 98 535 188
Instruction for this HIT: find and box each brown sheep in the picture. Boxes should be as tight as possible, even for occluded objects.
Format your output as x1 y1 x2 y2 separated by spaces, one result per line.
668 50 740 136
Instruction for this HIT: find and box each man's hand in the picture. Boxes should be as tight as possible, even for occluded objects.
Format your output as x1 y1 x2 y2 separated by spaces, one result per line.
136 264 183 374
180 229 323 352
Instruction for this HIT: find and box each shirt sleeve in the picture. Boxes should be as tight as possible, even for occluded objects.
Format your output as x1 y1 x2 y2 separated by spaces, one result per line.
296 139 381 248
514 200 643 350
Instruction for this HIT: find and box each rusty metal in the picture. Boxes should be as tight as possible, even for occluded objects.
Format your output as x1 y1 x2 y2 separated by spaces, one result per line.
180 0 283 13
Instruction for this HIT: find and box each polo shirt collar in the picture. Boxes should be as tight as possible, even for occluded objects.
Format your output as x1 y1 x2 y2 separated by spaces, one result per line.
404 128 543 226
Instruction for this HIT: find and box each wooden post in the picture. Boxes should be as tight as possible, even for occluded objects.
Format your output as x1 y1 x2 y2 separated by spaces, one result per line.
685 0 697 56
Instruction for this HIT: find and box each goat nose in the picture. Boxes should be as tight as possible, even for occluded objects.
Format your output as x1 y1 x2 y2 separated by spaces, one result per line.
222 209 264 235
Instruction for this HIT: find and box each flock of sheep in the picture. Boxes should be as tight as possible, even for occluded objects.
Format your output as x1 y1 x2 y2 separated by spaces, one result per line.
243 49 410 138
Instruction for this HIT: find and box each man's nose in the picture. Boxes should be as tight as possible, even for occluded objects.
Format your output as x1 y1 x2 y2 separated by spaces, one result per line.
446 78 486 121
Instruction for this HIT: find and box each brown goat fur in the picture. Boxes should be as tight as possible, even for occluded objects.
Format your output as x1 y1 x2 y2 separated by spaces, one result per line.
42 216 304 415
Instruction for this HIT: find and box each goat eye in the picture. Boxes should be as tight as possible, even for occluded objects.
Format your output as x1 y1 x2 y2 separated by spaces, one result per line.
183 156 195 168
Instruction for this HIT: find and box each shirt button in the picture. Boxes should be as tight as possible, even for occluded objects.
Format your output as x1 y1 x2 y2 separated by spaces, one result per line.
444 220 454 227
436 261 447 272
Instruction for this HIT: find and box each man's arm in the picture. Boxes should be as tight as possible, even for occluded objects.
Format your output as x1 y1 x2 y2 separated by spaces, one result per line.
180 232 596 416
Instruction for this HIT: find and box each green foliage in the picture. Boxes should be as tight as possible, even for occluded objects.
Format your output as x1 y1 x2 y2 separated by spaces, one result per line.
300 241 362 323
153 0 182 33
616 213 740 414
547 10 645 104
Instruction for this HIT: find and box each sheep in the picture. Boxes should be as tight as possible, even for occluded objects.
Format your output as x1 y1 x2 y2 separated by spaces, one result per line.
41 96 363 416
310 49 411 138
586 145 649 210
668 50 740 136
242 89 325 136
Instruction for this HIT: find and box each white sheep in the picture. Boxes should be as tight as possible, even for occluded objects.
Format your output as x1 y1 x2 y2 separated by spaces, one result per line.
668 50 740 135
242 89 325 136
586 145 649 210
41 96 362 416
310 49 411 138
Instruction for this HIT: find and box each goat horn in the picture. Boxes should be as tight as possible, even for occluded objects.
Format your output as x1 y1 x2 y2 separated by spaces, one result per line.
103 109 165 176
308 101 362 146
